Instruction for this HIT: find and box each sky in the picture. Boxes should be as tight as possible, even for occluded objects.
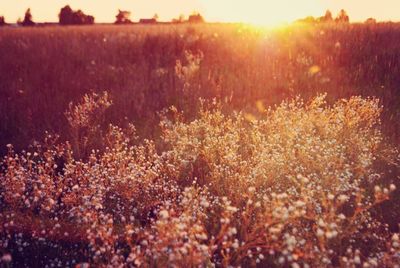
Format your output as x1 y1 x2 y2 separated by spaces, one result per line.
0 0 399 25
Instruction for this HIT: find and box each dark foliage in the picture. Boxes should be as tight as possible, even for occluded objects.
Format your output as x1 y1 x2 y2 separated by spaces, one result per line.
320 10 333 23
188 13 205 23
139 18 157 24
115 10 132 24
21 8 35 26
335 9 350 23
59 5 94 25
0 16 6 26
366 18 377 24
172 14 185 24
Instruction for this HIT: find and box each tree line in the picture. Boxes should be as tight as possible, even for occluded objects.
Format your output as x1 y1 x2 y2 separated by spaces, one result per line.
0 7 381 27
296 9 378 24
0 6 205 26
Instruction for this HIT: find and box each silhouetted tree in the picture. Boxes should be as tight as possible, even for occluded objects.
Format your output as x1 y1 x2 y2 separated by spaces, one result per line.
115 10 132 24
335 9 349 23
172 14 185 24
365 18 377 24
59 5 74 25
22 8 35 26
139 18 156 24
188 12 204 23
59 5 94 25
0 16 5 26
320 10 333 23
297 16 317 24
153 13 159 21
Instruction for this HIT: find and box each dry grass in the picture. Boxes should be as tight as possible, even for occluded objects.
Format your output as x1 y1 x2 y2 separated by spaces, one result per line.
1 22 400 267
0 23 400 153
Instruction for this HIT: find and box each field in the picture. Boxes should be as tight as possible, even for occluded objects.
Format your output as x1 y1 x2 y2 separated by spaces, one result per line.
0 23 400 267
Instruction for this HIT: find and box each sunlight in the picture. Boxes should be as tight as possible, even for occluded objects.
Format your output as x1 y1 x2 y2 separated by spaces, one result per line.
201 0 325 26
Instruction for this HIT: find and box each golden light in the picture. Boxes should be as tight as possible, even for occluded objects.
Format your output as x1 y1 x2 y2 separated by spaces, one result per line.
200 0 325 26
1 0 400 23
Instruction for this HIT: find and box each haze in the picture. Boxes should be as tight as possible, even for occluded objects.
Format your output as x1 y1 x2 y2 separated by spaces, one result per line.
0 0 399 24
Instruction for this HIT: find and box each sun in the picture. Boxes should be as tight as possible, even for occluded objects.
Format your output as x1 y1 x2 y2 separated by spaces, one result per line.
200 0 325 26
243 14 290 27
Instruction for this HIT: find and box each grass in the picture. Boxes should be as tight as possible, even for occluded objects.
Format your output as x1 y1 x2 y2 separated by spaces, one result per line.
0 23 400 152
0 22 400 267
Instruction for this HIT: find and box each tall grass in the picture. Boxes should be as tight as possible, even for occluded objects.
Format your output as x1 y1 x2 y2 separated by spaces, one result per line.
0 23 400 154
1 22 400 266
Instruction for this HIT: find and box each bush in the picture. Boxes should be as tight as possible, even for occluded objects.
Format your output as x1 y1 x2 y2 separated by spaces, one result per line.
0 94 399 266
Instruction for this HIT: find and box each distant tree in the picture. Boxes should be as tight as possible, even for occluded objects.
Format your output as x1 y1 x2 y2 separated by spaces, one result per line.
0 16 5 26
139 18 157 24
74 10 94 24
22 8 35 26
188 12 204 23
320 10 333 23
59 5 74 25
365 17 377 24
335 9 349 23
172 14 185 24
59 5 95 25
115 10 132 24
153 13 159 21
297 16 317 24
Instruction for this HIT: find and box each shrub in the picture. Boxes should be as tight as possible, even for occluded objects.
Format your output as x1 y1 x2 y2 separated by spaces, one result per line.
64 91 112 159
0 94 399 266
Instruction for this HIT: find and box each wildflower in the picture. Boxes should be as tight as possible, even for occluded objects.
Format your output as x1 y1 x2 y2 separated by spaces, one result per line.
228 227 237 236
374 185 381 193
338 194 349 203
354 255 361 265
1 254 12 263
392 233 399 242
383 188 389 194
291 262 300 268
389 184 396 192
232 240 239 249
200 199 210 208
326 230 338 239
317 229 324 237
159 210 169 219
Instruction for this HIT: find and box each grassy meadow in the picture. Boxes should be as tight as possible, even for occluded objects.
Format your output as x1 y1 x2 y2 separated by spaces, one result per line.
0 23 400 267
